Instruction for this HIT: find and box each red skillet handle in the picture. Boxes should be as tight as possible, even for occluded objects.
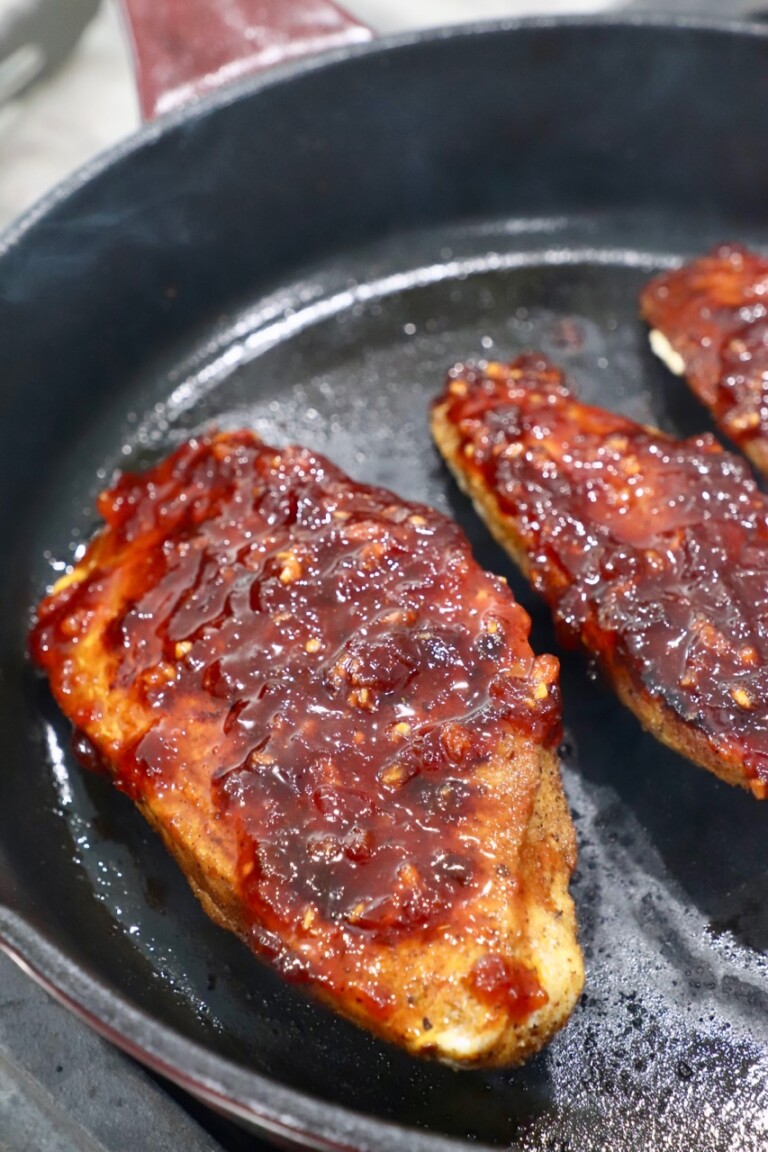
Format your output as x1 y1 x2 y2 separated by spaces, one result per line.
120 0 373 121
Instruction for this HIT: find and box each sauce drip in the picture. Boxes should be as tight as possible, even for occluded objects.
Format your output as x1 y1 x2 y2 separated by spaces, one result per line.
436 356 768 785
468 952 548 1023
31 431 559 961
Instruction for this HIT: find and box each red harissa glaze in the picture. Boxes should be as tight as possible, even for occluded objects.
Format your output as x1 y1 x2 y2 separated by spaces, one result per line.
31 432 560 1002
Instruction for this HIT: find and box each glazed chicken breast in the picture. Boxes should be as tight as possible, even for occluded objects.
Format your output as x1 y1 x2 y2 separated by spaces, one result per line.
30 430 583 1067
432 355 768 799
641 243 768 477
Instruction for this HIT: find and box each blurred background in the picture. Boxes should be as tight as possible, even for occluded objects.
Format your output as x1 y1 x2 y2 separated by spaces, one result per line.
0 0 629 231
3 0 762 231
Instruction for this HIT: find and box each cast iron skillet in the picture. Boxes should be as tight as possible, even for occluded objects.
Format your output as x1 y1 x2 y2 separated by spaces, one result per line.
3 6 768 1149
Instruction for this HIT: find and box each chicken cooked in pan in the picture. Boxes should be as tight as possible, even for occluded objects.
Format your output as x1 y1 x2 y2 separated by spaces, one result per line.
432 355 768 799
642 243 768 477
30 430 583 1066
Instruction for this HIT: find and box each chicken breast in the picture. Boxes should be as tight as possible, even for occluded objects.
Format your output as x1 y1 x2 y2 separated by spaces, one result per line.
641 243 768 477
30 430 583 1067
432 356 768 799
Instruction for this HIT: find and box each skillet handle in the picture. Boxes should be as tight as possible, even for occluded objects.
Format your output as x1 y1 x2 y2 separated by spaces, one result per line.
119 0 373 121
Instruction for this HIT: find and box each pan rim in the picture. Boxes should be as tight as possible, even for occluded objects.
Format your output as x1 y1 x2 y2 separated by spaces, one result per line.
1 11 766 255
3 12 768 1150
0 910 490 1152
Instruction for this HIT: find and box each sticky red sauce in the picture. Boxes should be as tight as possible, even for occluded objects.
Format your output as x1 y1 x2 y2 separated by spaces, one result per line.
468 952 548 1022
31 431 560 975
71 730 111 775
641 243 768 459
435 356 768 786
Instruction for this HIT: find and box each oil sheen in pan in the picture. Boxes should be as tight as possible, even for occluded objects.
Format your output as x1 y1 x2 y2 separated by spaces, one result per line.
36 228 768 1150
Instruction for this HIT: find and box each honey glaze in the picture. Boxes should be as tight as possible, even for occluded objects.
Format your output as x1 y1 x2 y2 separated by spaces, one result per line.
437 356 768 787
31 431 559 1006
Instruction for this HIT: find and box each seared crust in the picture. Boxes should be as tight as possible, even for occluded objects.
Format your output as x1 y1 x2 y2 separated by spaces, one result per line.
641 243 768 477
432 357 768 799
135 729 582 1067
30 431 583 1067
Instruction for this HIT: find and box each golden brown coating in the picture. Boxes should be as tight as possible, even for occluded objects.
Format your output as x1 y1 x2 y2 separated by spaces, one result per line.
30 430 583 1067
432 356 768 799
641 243 768 476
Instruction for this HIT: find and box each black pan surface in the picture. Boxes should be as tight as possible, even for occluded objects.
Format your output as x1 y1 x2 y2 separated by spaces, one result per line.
3 17 768 1151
